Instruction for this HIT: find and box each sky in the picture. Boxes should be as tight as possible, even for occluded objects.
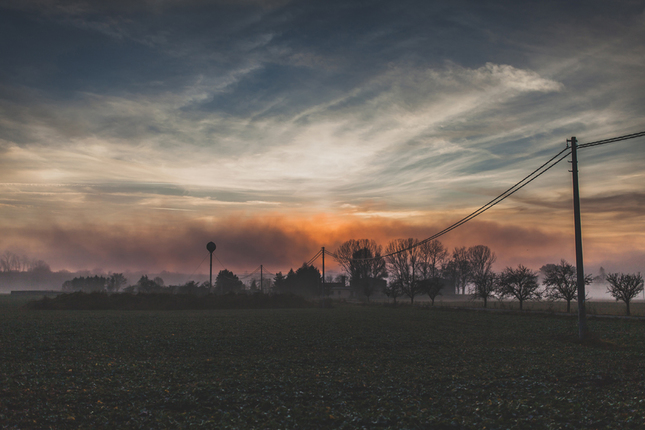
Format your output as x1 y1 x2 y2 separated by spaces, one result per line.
0 0 644 279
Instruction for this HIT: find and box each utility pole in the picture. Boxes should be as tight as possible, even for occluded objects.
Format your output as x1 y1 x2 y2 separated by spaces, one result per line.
569 137 587 339
260 264 263 294
321 247 325 297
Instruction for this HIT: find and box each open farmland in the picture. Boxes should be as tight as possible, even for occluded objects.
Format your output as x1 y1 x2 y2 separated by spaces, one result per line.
430 299 645 317
1 303 644 429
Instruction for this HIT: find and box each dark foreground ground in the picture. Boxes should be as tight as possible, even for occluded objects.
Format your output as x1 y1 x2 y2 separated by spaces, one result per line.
1 302 644 429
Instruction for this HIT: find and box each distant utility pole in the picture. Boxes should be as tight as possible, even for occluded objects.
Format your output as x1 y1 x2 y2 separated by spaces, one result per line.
260 265 263 294
569 137 588 339
322 247 325 297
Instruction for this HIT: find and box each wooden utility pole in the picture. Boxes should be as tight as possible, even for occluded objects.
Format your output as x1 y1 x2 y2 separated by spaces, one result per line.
260 264 263 294
569 137 588 339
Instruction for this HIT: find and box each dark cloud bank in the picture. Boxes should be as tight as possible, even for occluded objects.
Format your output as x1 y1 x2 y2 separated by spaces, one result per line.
0 214 625 275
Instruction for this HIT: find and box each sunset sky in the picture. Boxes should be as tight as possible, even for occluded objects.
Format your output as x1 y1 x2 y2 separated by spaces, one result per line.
1 0 644 278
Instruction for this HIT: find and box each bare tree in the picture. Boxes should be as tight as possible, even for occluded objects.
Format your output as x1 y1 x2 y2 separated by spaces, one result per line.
334 239 386 302
351 246 387 302
541 260 591 313
418 240 448 280
335 239 378 274
466 245 496 307
384 280 404 305
0 252 50 272
606 272 644 316
29 260 51 273
385 238 423 304
0 251 21 272
471 272 497 308
497 265 541 310
20 255 32 272
419 277 444 305
416 240 448 304
467 245 496 279
444 247 471 295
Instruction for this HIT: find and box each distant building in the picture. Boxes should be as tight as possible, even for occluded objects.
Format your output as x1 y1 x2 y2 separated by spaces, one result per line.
327 282 354 299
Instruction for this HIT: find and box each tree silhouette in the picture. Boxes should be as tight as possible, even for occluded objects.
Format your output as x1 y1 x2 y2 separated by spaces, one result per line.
467 245 496 280
0 251 21 272
273 266 321 297
606 272 644 316
418 240 448 280
273 272 287 293
174 280 209 296
29 260 51 274
62 275 108 292
497 265 541 310
444 247 471 295
107 273 127 293
215 269 244 294
386 238 423 304
416 240 447 303
335 239 387 301
350 247 386 301
137 275 164 293
294 264 321 297
419 277 444 305
541 260 591 313
284 269 297 294
384 279 404 305
471 272 497 308
466 245 497 307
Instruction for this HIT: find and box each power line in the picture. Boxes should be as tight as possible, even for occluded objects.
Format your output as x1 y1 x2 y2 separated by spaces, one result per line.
578 130 645 149
213 254 227 270
212 253 261 282
324 249 338 259
196 130 644 276
325 129 643 262
184 254 209 283
305 249 323 266
407 150 571 251
239 265 262 280
339 146 572 261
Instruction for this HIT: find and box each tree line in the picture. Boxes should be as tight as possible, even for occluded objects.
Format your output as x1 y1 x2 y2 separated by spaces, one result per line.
332 239 500 305
55 239 643 315
1 251 51 273
328 238 643 315
62 274 128 293
61 271 262 296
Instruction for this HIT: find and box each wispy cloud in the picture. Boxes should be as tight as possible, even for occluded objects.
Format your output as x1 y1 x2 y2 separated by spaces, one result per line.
0 0 644 275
